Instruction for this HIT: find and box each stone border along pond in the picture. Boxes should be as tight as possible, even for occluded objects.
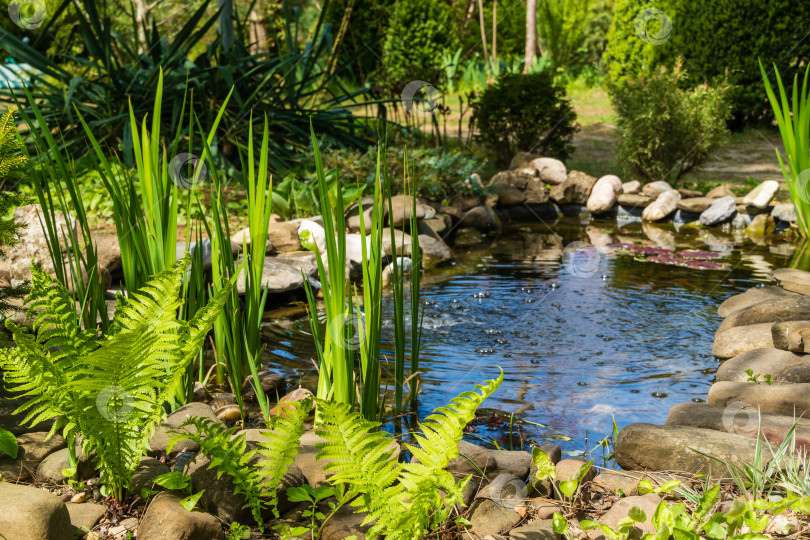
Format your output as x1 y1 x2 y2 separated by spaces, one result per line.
0 153 807 540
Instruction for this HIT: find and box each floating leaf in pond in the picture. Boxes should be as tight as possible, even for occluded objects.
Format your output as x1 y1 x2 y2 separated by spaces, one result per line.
677 250 721 259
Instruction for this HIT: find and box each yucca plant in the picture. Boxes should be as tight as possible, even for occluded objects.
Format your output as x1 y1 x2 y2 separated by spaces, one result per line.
315 371 503 539
1 0 374 172
0 257 231 500
761 61 810 237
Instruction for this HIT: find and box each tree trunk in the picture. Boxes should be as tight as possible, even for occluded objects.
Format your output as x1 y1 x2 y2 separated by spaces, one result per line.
132 0 150 55
524 0 537 73
248 8 267 54
492 0 497 67
476 0 491 80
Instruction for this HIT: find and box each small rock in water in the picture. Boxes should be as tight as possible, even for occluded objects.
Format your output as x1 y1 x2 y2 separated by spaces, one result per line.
211 393 237 409
731 212 751 230
745 214 776 237
214 404 241 422
699 195 737 226
772 203 797 223
742 180 779 209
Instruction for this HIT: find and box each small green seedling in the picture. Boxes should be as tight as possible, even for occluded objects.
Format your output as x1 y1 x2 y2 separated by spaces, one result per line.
151 471 204 511
285 484 336 536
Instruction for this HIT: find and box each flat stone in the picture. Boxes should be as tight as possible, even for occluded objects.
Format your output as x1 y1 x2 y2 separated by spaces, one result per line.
717 286 797 318
476 473 527 508
772 203 797 223
622 181 641 194
597 494 661 538
642 190 680 222
708 381 810 417
737 203 771 216
387 194 432 227
773 268 810 296
706 185 735 199
677 197 714 213
549 171 597 205
132 457 171 494
699 195 737 226
0 432 66 480
320 505 369 540
149 402 217 457
715 296 810 336
529 157 567 185
0 482 72 540
717 348 810 383
614 424 772 478
772 321 810 353
713 323 774 359
556 458 596 484
468 498 523 537
507 519 558 540
678 188 705 198
641 181 675 198
267 221 301 253
235 257 307 295
460 205 502 232
665 402 810 450
137 492 224 540
447 439 496 479
742 180 780 209
382 229 453 268
617 193 654 208
491 449 532 479
66 501 106 537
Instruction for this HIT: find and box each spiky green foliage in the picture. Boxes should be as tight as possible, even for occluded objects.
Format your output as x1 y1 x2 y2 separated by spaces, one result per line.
0 256 231 500
171 398 312 529
0 108 26 181
315 372 503 539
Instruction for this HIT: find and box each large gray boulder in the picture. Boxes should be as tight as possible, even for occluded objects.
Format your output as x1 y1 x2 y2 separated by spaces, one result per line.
549 171 597 205
665 401 810 449
716 296 810 336
716 348 810 383
138 492 224 540
708 381 810 417
717 286 797 318
713 323 774 359
0 482 72 540
699 195 737 226
615 423 772 478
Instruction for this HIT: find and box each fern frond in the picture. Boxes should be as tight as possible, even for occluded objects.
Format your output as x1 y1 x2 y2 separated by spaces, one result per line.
254 397 311 518
170 417 266 530
314 373 503 540
314 399 403 505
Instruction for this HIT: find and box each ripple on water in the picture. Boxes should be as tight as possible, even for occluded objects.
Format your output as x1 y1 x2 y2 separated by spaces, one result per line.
260 218 787 452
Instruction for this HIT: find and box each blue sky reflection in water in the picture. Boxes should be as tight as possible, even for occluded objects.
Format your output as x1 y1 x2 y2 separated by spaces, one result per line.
261 219 795 456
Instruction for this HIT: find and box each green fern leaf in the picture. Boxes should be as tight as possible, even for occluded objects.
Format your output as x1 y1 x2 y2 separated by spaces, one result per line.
170 417 266 530
254 397 312 518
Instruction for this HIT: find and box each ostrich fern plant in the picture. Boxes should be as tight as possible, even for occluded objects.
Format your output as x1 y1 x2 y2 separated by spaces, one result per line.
315 371 503 539
0 256 231 500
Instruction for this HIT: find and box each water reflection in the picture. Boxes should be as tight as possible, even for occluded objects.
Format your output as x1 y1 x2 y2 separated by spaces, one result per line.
260 218 795 452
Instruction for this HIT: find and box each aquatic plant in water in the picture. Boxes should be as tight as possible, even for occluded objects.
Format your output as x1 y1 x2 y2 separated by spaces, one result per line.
605 243 729 270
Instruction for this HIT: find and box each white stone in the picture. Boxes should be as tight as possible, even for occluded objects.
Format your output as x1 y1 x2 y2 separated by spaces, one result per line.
742 180 779 209
586 175 622 214
297 219 326 252
622 180 641 194
641 181 675 198
642 190 681 221
528 158 567 185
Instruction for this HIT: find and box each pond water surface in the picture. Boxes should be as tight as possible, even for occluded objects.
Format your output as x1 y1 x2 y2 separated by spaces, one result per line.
260 217 800 456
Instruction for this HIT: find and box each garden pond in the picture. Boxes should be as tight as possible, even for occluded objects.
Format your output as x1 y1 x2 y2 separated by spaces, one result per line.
261 216 799 456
